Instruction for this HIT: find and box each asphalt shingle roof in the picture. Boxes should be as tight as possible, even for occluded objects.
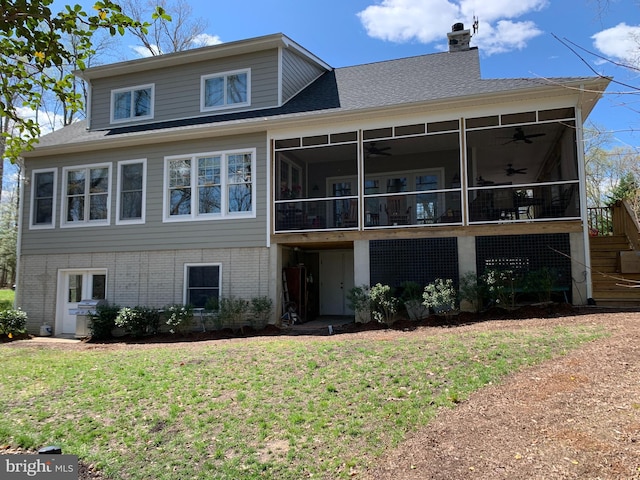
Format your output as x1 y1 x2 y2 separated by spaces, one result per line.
32 47 600 152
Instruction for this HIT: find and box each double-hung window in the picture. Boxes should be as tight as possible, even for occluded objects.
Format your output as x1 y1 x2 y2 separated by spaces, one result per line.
62 164 111 226
185 264 221 308
111 84 154 123
201 69 250 111
117 159 146 224
30 168 57 229
165 149 255 221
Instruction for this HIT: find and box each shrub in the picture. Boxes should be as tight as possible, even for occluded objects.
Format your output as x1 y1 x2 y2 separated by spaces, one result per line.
480 269 518 308
218 297 249 328
521 268 555 303
423 279 457 314
399 281 422 303
347 285 372 323
370 283 399 325
458 272 482 312
165 304 194 334
249 296 273 327
0 308 27 336
115 306 160 338
89 304 120 340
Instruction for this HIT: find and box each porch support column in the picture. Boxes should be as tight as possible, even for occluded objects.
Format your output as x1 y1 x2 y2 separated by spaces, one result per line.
569 232 588 305
353 240 370 286
269 244 283 324
457 236 477 311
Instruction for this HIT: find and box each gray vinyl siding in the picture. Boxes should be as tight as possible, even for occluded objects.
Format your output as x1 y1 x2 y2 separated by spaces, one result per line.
281 49 325 103
89 50 280 130
21 132 268 255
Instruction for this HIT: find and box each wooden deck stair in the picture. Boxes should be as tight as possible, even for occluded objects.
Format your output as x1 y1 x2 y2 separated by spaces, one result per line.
589 234 640 306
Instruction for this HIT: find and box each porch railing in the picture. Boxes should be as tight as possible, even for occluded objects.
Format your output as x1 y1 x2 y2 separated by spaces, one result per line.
587 206 614 236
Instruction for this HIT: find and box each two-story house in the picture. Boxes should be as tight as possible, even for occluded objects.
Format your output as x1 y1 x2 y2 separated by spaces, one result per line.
18 26 609 335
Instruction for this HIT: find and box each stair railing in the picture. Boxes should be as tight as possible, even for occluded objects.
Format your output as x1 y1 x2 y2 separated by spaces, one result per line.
587 206 613 236
614 200 640 251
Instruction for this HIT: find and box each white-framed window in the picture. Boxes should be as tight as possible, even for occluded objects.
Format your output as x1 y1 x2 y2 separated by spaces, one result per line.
201 69 250 111
111 84 154 123
61 164 111 227
164 149 255 222
30 168 57 229
184 263 221 308
116 159 146 225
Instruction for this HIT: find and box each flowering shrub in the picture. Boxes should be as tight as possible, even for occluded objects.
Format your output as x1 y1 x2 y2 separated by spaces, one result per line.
115 306 160 337
422 279 457 313
165 304 193 334
0 308 27 337
369 283 399 325
480 269 517 308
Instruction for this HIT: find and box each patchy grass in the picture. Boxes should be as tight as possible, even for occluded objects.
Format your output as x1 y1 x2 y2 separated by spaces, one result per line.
0 325 605 479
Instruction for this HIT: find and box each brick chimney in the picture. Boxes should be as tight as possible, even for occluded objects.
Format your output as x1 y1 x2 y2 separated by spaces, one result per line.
447 22 471 52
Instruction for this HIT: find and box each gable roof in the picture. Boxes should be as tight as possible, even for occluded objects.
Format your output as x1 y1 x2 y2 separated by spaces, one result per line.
28 43 609 156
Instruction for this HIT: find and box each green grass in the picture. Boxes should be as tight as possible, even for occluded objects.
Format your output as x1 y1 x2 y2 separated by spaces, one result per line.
0 288 15 309
0 324 605 479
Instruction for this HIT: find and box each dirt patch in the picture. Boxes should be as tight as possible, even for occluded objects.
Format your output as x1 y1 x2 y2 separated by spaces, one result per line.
4 305 640 479
361 308 640 480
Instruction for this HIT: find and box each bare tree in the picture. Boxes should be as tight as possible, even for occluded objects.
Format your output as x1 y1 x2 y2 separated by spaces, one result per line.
121 0 210 55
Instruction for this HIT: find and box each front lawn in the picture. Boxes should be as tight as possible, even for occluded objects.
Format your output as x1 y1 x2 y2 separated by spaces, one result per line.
0 324 604 479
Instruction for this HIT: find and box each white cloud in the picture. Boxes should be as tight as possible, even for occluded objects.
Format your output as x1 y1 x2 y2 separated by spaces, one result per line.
15 106 64 137
357 0 548 54
192 33 223 47
129 34 222 57
130 45 160 57
592 23 640 67
474 20 543 55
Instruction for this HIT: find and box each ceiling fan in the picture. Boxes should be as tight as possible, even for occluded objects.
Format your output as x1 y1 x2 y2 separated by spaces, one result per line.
365 142 391 156
503 127 546 145
505 163 528 176
476 175 495 186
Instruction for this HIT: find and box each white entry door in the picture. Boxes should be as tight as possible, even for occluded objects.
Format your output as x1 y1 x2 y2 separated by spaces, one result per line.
57 270 107 335
319 250 355 316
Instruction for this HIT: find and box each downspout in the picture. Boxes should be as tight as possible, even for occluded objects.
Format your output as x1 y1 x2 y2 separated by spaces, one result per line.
575 87 593 300
15 169 24 309
85 79 92 130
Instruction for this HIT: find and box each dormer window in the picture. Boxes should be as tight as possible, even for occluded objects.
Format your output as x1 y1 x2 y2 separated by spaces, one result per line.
201 69 250 111
111 84 154 123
